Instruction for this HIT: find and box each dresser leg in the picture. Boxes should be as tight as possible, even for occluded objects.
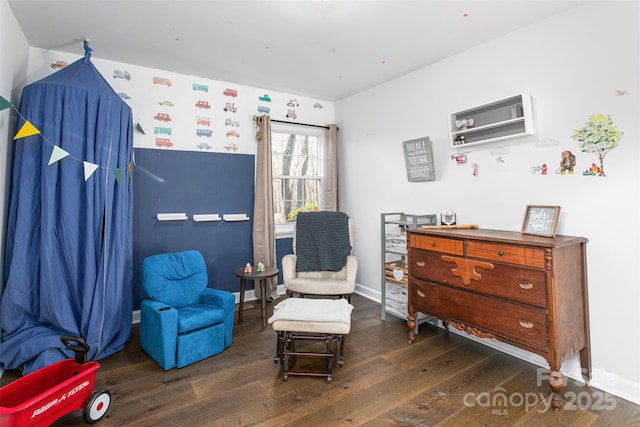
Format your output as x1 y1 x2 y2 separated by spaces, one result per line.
580 347 592 387
407 314 416 343
548 370 564 410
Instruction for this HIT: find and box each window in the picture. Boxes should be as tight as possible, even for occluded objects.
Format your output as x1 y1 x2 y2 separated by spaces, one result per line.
271 123 324 226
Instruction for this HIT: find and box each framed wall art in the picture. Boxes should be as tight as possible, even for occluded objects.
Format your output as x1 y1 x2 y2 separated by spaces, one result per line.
521 205 561 237
403 137 435 182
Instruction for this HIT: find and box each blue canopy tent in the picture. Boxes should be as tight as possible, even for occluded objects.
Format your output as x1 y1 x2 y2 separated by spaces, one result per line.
0 46 133 374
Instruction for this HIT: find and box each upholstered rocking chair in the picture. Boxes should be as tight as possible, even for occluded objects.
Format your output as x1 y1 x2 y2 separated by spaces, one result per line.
282 211 358 300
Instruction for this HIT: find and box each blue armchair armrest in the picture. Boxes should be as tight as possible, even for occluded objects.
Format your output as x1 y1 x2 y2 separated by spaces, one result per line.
140 299 179 370
202 288 235 347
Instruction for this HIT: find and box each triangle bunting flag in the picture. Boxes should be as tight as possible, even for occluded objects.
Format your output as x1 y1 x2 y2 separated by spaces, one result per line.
135 122 146 135
113 168 122 183
0 95 13 111
48 145 70 165
83 161 99 181
13 121 41 140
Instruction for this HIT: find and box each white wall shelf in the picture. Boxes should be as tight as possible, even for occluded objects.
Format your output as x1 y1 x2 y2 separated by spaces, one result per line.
193 214 221 222
449 93 534 148
156 213 188 221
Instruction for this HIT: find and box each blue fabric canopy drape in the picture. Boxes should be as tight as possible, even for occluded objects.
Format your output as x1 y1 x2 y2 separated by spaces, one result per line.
0 55 133 374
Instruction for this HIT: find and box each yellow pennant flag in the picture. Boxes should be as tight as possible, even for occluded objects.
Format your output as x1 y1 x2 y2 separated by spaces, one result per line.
83 161 99 181
13 121 41 140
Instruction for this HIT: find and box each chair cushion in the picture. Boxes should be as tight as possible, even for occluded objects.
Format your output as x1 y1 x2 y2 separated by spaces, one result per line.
177 304 226 334
268 298 353 334
285 277 355 295
142 250 208 308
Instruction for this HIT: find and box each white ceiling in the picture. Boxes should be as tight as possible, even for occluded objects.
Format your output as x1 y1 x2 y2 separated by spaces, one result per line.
8 0 582 101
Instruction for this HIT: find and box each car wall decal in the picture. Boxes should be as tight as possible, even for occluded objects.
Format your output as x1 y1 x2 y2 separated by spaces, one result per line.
51 60 68 69
113 70 131 80
155 137 173 148
154 113 171 122
152 76 172 86
196 129 213 138
192 83 209 93
154 127 172 135
196 117 211 126
223 88 238 97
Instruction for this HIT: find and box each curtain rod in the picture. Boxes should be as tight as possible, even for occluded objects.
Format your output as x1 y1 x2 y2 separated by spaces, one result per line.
254 117 338 131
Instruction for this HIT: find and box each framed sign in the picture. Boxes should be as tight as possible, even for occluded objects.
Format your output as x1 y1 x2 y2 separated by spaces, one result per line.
521 205 561 237
403 137 435 182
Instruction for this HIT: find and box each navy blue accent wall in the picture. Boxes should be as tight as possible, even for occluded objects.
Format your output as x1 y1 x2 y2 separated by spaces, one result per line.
132 149 255 309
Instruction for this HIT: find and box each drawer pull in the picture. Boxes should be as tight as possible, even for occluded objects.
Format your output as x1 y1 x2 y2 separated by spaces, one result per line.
497 250 504 256
430 241 436 247
416 260 426 267
416 289 426 298
519 282 533 290
519 320 534 329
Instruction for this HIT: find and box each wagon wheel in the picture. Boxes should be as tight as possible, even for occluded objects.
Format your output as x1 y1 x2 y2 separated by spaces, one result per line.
83 389 111 424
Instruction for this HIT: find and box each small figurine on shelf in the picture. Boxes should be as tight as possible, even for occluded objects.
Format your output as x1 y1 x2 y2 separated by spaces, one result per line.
257 262 265 272
244 263 252 273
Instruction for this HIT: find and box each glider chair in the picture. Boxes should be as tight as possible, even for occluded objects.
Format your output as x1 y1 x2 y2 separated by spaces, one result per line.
139 250 234 370
282 211 358 301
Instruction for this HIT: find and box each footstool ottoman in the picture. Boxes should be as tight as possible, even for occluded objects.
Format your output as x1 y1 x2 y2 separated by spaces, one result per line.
268 298 353 383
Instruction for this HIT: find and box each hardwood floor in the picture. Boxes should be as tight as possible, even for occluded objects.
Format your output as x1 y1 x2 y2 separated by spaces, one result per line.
2 294 638 426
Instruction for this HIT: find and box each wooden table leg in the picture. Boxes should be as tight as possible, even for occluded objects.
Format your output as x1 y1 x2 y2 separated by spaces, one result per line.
238 278 246 323
260 279 267 328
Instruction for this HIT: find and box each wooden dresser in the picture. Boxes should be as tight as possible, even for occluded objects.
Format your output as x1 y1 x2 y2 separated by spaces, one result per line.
406 228 590 409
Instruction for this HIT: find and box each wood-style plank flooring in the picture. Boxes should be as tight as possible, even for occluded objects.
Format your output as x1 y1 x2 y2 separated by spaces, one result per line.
2 294 638 426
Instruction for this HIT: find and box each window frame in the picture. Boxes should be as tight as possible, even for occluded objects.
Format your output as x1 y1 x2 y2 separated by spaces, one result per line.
270 122 325 237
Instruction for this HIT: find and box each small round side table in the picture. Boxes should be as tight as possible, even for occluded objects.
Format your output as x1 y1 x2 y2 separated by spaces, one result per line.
234 265 279 328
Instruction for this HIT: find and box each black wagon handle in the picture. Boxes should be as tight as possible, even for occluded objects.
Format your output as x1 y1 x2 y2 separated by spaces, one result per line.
60 335 90 364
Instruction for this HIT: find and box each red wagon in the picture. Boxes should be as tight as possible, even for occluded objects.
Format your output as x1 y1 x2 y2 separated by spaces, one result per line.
0 336 111 426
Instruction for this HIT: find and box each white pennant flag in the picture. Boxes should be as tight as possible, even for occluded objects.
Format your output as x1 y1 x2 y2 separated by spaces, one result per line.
83 161 99 181
48 145 69 165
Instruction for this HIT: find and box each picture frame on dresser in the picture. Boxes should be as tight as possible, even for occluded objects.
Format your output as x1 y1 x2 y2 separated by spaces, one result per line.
521 205 561 237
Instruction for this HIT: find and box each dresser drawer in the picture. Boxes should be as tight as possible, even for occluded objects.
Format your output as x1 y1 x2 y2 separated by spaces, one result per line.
409 249 547 308
410 279 548 350
467 241 546 269
410 234 464 255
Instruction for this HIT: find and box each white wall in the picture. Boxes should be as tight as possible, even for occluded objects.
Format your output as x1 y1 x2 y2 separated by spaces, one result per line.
0 0 29 295
337 1 639 404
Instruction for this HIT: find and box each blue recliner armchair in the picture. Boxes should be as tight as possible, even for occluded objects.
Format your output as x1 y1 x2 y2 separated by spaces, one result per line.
139 250 235 370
